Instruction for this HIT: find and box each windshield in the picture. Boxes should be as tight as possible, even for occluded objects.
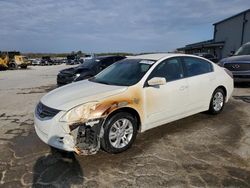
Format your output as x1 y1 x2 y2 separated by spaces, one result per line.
90 59 154 86
235 43 250 55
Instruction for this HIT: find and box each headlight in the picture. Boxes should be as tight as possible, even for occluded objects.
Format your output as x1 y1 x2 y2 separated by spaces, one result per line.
75 73 81 78
60 102 98 123
218 61 224 67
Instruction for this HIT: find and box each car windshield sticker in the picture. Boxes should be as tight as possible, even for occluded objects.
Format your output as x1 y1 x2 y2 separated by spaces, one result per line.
139 60 155 65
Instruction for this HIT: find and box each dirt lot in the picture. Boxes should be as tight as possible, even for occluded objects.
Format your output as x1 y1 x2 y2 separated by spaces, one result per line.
0 65 250 188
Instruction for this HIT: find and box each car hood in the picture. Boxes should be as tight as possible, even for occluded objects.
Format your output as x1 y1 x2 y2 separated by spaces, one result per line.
41 80 128 111
60 67 77 74
60 66 90 75
221 55 250 63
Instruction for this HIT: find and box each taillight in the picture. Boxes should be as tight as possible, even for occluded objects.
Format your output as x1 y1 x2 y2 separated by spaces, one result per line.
224 68 233 78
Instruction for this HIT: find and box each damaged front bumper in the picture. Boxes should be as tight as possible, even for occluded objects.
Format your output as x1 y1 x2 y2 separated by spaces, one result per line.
34 111 105 155
71 118 105 155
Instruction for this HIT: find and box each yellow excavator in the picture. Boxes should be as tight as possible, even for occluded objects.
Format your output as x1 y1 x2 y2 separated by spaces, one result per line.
0 54 9 69
0 51 30 70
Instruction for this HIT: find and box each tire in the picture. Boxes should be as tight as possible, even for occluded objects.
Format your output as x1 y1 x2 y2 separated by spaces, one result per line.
101 112 138 154
208 88 225 114
20 65 27 69
9 62 17 70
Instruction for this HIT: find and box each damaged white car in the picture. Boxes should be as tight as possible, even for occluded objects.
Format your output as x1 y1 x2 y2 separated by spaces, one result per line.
34 53 234 155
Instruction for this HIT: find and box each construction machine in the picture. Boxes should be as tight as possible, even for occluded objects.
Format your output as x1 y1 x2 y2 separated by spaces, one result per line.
0 51 30 70
0 54 9 69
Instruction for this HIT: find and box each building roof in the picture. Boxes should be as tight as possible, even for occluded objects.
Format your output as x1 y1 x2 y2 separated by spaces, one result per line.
213 9 250 25
177 40 225 51
185 39 214 48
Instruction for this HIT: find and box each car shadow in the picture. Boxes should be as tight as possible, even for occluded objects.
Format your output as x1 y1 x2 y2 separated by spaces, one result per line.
233 82 250 103
233 96 250 103
32 137 84 187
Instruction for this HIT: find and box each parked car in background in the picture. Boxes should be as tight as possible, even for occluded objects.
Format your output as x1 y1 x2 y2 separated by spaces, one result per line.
31 59 41 66
83 54 95 63
57 55 126 86
52 58 64 65
194 53 218 63
41 56 54 66
218 42 250 82
35 53 233 155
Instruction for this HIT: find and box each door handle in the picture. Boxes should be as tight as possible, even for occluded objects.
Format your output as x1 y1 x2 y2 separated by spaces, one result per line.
179 85 188 91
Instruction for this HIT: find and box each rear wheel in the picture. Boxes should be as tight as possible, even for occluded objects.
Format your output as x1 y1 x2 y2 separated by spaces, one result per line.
101 112 137 154
208 88 225 114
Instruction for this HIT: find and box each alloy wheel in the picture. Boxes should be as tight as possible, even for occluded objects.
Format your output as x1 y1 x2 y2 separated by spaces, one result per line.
109 118 134 149
213 91 224 111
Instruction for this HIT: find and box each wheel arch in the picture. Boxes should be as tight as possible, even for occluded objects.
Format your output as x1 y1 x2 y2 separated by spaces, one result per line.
215 85 227 98
104 107 141 131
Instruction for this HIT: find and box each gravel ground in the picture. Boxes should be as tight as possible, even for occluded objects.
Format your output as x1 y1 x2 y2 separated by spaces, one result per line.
0 65 250 188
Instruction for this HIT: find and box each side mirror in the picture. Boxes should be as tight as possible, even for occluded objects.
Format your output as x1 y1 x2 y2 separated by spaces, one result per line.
147 77 166 86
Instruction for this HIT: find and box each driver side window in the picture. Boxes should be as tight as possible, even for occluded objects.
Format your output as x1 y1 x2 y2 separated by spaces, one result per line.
148 58 184 82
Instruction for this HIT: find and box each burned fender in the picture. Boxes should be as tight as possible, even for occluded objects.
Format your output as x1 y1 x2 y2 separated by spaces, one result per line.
68 99 139 155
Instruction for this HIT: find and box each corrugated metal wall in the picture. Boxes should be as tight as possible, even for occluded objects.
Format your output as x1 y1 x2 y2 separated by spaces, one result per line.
243 11 250 44
215 10 250 58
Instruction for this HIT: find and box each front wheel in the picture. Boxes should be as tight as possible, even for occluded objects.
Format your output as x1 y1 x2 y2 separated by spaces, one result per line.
208 88 225 114
9 62 17 70
101 112 138 154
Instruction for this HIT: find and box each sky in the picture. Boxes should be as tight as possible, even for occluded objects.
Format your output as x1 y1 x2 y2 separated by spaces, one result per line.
0 0 250 53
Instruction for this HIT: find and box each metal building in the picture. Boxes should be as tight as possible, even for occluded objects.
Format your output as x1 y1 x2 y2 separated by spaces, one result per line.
178 9 250 59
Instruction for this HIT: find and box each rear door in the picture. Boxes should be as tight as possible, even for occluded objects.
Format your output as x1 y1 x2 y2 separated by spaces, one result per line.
144 57 189 127
181 56 215 111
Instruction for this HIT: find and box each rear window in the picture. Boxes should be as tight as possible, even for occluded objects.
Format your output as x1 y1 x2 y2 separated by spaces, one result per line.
183 57 213 77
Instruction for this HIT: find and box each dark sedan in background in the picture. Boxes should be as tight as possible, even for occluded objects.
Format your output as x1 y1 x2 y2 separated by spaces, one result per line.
57 55 126 85
218 42 250 82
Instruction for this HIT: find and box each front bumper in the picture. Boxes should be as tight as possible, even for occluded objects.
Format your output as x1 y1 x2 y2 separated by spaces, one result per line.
34 111 75 152
34 111 104 154
232 71 250 82
57 74 75 85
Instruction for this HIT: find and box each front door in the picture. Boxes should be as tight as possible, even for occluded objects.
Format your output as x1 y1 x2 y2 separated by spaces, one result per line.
144 57 189 129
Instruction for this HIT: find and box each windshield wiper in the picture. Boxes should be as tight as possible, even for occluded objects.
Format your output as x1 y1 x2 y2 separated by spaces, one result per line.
89 78 111 85
96 80 111 85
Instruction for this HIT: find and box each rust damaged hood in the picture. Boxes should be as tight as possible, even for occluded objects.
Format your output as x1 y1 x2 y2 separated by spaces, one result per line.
41 80 128 110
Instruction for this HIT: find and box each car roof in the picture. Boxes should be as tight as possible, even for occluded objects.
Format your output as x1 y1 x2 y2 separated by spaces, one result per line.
96 55 123 59
128 53 182 61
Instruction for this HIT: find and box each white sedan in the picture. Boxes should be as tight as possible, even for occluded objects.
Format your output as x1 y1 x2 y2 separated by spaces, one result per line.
34 53 234 155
